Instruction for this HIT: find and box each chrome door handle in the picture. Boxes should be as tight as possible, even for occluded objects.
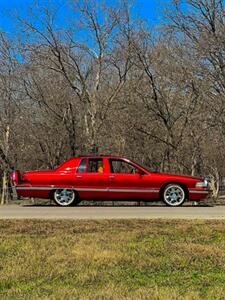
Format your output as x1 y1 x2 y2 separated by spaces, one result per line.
76 175 83 179
109 176 115 179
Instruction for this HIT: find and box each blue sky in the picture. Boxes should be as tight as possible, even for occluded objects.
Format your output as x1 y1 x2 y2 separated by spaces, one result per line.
0 0 169 34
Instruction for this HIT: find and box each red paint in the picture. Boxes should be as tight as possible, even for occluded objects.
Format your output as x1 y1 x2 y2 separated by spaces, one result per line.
11 156 209 203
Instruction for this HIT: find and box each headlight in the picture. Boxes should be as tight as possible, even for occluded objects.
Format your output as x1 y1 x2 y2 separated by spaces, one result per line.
196 180 208 188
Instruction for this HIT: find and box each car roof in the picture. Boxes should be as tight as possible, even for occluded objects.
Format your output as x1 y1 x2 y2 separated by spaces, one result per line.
77 155 129 160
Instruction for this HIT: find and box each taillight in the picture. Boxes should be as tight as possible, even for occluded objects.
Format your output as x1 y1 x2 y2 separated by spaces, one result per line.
11 170 20 186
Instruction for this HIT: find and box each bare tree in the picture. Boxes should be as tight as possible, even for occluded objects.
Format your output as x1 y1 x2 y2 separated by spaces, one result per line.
0 32 19 203
18 0 134 148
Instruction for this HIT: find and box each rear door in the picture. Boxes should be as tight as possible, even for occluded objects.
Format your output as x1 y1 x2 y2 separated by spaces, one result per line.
108 158 151 200
74 157 109 200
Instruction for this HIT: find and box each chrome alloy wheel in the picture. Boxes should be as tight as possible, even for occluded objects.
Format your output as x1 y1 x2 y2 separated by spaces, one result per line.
54 189 75 206
163 184 185 207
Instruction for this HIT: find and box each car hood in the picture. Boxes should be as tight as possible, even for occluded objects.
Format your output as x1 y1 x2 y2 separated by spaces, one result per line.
152 172 202 181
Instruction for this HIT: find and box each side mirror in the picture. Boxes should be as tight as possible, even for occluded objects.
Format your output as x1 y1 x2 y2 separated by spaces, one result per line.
135 169 144 175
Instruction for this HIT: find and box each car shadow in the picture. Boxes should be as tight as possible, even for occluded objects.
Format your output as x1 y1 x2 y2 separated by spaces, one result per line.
21 201 214 208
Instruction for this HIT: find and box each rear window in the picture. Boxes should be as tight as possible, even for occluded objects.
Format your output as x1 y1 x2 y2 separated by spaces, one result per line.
77 159 87 173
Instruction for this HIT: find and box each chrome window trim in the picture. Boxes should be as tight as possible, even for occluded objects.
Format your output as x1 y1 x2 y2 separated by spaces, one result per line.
16 186 159 193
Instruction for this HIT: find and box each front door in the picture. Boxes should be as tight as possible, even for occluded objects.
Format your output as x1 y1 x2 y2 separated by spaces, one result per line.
108 158 151 200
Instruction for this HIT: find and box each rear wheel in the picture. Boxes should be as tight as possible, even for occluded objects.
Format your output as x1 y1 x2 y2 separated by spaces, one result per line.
162 184 186 207
53 189 76 206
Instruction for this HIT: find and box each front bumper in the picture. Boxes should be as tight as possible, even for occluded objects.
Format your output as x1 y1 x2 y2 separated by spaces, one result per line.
188 188 209 200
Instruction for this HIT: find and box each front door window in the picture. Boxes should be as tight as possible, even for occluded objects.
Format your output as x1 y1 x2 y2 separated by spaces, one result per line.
109 159 138 174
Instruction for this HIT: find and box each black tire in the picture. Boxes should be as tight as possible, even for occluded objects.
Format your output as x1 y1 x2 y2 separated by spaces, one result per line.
162 184 186 207
53 189 76 206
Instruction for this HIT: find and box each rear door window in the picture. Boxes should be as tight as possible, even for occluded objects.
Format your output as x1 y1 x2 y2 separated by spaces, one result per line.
88 158 104 173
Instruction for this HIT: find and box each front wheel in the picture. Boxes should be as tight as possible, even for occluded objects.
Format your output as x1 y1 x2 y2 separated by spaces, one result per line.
53 189 76 206
162 184 186 207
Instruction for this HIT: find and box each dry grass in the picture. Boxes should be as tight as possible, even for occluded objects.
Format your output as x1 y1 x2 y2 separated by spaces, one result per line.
0 220 225 299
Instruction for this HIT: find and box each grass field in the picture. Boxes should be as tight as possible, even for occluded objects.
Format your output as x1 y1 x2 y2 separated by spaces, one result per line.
1 220 225 299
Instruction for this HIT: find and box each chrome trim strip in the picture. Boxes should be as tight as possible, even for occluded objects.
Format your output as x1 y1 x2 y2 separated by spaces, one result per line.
77 188 108 192
189 190 209 194
16 187 52 190
108 189 159 193
16 186 160 193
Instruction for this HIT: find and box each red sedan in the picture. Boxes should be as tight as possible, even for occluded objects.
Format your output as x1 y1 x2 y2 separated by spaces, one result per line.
11 156 209 207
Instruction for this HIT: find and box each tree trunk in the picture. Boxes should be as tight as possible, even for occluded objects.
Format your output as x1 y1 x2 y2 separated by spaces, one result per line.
1 125 10 205
1 171 8 205
209 168 220 200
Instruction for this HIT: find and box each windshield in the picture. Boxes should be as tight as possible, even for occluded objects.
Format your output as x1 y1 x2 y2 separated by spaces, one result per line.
128 159 153 173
